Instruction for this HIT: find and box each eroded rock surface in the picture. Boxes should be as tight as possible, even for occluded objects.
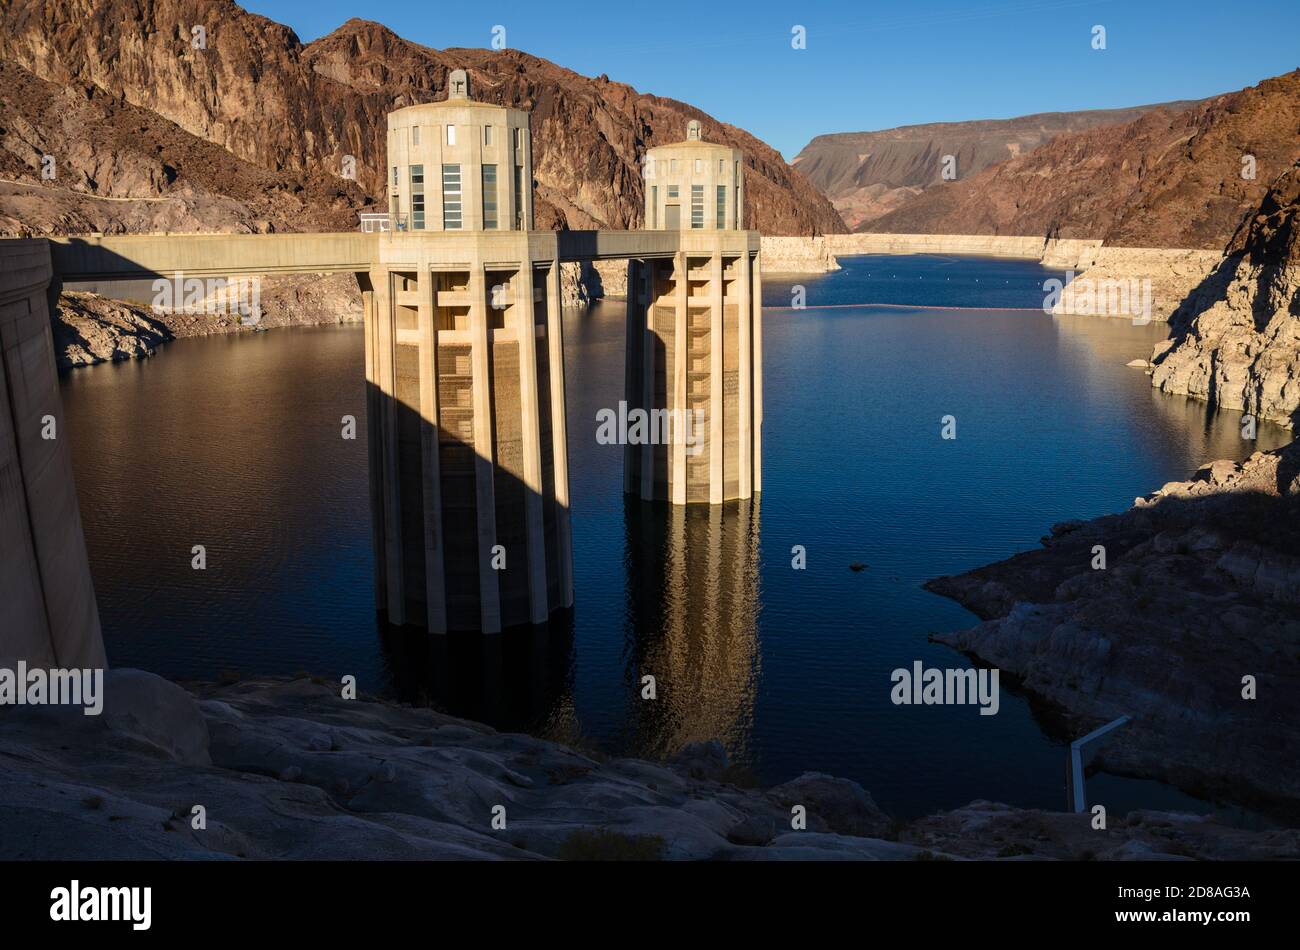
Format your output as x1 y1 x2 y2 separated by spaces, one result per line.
0 1 842 238
2 671 1293 860
1151 161 1300 427
54 274 365 369
926 443 1300 816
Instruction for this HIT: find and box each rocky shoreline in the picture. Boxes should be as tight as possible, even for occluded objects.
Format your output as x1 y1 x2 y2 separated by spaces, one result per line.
3 669 1296 861
1150 161 1300 429
53 274 365 369
925 442 1300 821
52 264 623 371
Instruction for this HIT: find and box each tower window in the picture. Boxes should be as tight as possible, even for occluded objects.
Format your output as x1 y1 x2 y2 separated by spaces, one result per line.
412 126 420 146
410 165 425 230
716 185 726 229
442 164 462 229
446 124 456 146
482 164 498 230
694 158 702 173
690 185 703 229
513 165 525 229
670 159 677 174
650 185 658 229
667 185 679 199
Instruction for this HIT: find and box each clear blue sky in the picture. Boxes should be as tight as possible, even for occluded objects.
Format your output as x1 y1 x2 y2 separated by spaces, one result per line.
244 0 1299 159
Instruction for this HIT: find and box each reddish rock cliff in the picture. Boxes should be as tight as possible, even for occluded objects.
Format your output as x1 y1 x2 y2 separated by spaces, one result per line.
0 0 843 236
795 102 1194 230
861 70 1300 250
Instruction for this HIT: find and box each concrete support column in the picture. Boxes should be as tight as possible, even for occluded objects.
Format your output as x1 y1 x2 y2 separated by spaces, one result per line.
515 263 548 624
359 274 385 610
671 251 688 506
708 252 724 505
469 265 502 633
545 260 574 609
751 251 763 494
640 262 657 502
623 258 643 495
417 267 447 634
371 266 406 624
737 252 753 499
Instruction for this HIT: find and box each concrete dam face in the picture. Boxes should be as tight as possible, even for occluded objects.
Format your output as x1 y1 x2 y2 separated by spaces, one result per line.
0 239 104 670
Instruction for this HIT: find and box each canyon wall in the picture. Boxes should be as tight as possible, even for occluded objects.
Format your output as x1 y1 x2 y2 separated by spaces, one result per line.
759 236 842 274
1051 248 1225 323
861 71 1300 252
1150 161 1300 428
759 233 1106 274
794 103 1192 230
0 0 842 238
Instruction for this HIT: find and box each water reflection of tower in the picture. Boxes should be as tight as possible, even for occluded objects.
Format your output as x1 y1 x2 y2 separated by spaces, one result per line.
377 614 578 741
622 496 762 763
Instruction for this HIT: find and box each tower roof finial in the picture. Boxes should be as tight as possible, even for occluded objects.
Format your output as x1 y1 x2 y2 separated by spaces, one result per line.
448 69 469 100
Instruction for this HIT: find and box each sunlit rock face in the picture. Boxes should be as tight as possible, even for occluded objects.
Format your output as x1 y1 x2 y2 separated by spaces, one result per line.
1152 160 1300 427
857 71 1300 250
0 1 842 237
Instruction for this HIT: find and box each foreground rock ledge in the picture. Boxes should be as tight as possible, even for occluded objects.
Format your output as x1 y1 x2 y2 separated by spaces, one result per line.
926 442 1300 819
2 671 1295 860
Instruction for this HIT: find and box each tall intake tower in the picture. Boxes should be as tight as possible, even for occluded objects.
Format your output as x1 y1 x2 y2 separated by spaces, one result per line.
624 120 763 504
364 71 572 634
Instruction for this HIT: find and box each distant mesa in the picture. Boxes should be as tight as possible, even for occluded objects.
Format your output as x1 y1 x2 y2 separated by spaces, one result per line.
798 69 1300 251
794 102 1198 232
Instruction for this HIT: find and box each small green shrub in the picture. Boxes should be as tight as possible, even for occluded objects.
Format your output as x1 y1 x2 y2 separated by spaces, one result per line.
557 828 665 861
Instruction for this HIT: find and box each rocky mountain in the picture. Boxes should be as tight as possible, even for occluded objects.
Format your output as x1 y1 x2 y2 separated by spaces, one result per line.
0 59 367 235
795 104 1192 230
0 0 843 236
1150 159 1300 426
861 70 1300 249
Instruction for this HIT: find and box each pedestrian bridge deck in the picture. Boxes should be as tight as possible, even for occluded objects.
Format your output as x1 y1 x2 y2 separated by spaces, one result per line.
46 230 761 281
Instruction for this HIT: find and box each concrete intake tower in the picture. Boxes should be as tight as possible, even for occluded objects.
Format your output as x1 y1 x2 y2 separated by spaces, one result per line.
366 71 571 634
624 120 763 504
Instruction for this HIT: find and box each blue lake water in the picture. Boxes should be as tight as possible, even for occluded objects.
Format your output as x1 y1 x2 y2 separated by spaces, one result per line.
59 254 1291 819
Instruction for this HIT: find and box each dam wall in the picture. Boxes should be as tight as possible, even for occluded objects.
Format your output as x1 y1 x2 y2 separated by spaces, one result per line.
0 239 104 668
